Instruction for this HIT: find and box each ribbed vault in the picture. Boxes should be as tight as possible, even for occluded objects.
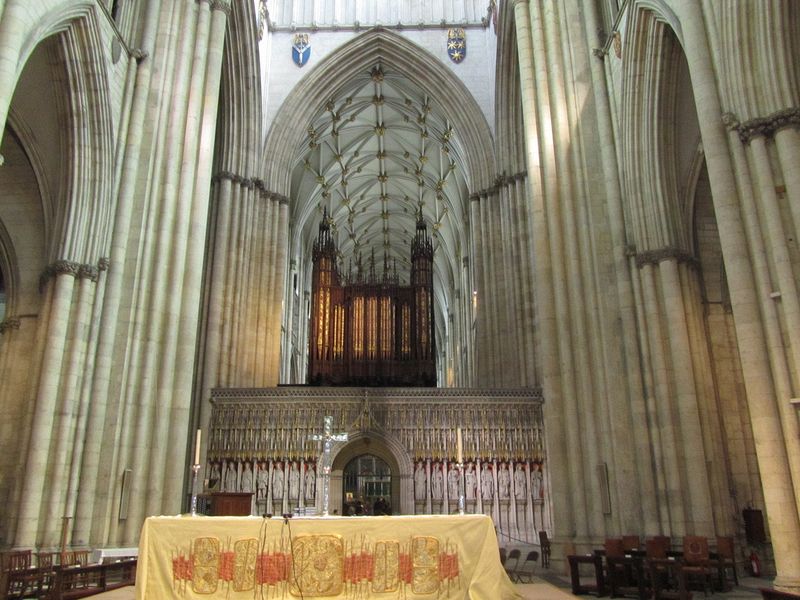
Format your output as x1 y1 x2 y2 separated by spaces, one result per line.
269 29 495 384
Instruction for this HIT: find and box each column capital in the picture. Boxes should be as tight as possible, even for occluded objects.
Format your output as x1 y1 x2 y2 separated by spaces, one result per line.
0 317 20 334
724 107 800 144
634 247 698 269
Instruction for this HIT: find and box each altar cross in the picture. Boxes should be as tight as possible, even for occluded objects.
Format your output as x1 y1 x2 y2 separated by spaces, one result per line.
310 415 348 516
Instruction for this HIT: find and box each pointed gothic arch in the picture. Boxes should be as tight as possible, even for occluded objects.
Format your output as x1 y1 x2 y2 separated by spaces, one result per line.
261 28 496 196
330 429 414 516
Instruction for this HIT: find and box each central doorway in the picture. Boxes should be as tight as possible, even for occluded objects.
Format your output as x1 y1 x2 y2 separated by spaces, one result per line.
342 454 392 516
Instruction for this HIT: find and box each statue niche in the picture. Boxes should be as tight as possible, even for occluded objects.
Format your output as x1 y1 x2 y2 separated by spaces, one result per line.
308 211 436 386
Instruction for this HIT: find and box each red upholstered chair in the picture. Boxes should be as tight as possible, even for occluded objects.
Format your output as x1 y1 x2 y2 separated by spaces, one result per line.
716 536 738 588
681 536 715 596
622 535 641 552
646 537 669 559
606 538 646 598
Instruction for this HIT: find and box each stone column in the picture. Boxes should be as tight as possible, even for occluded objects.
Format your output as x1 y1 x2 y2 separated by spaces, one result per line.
72 0 164 546
15 271 76 547
163 0 229 512
681 4 800 586
42 271 98 545
468 194 487 384
511 0 574 540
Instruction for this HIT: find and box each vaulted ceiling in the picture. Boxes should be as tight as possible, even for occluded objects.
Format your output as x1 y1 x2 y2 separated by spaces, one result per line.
290 64 470 292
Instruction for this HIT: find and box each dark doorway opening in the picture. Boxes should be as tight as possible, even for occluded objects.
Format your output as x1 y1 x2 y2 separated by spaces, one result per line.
342 454 392 516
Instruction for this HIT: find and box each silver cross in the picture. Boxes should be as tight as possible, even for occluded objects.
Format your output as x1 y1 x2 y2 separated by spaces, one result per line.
310 415 348 516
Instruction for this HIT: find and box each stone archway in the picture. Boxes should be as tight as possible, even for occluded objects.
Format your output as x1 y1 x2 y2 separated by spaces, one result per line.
329 430 414 517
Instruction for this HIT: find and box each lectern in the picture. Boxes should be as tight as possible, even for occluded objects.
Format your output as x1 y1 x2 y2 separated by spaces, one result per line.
207 492 252 516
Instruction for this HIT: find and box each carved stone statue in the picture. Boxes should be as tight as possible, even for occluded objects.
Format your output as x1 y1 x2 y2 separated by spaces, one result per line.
513 463 527 500
241 461 254 493
447 463 459 499
497 462 510 499
431 462 444 500
289 461 300 500
257 462 268 500
208 462 221 491
480 462 494 500
272 461 284 499
414 461 427 501
224 460 238 492
465 463 477 500
305 463 316 500
531 462 543 500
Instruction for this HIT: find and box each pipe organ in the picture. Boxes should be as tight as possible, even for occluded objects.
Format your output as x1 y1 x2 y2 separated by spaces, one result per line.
308 214 436 386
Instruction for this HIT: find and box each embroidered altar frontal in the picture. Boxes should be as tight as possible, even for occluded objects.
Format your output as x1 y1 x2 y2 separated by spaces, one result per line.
136 514 519 599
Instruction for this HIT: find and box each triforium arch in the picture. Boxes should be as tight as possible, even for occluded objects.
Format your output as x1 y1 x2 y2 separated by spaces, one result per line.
263 28 497 388
329 430 413 517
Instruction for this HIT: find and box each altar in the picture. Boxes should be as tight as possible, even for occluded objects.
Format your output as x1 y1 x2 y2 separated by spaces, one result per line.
136 513 519 599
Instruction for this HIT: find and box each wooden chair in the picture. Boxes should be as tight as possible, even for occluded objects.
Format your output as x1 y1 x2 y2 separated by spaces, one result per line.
646 537 670 559
7 550 32 571
72 550 90 566
681 536 715 596
568 553 606 596
606 538 647 598
622 536 641 552
36 552 55 569
539 531 551 568
499 547 507 566
715 536 738 588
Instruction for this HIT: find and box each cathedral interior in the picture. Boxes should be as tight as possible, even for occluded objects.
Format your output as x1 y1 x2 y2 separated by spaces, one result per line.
0 0 799 591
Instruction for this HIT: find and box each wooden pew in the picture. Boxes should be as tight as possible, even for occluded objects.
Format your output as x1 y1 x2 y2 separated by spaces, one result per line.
53 558 137 599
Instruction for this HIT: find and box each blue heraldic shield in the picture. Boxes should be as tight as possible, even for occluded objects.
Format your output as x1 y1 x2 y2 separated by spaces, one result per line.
447 28 466 63
292 33 311 67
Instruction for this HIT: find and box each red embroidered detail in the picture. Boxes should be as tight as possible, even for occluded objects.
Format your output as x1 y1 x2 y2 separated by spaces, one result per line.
218 551 235 582
399 553 413 584
256 552 290 585
360 551 374 581
439 552 459 580
343 551 374 583
172 555 193 581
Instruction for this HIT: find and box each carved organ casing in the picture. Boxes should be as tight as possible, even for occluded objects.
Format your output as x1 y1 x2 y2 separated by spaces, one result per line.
308 216 435 386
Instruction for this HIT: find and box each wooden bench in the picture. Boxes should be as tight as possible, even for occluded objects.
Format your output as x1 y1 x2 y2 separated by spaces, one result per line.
53 558 137 599
568 554 607 596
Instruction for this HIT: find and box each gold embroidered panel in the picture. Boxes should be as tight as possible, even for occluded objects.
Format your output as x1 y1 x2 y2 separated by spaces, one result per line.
137 514 519 599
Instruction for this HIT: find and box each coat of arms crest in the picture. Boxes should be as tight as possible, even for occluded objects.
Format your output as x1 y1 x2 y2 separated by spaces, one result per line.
292 33 311 67
447 28 466 63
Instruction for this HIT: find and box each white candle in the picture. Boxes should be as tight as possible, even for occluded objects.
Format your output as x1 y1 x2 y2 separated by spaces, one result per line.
194 428 202 465
456 428 463 464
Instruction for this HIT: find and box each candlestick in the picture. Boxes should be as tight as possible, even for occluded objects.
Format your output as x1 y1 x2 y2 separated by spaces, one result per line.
194 428 201 465
457 461 465 515
456 427 463 464
190 464 201 516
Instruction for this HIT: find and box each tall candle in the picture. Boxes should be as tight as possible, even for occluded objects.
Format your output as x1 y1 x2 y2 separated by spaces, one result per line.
456 428 463 464
194 428 202 465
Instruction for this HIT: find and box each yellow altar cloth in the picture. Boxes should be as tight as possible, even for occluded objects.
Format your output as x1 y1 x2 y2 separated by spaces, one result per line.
136 513 519 599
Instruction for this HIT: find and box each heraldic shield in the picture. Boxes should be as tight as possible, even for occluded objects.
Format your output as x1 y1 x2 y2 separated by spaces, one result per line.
292 33 311 67
447 28 466 63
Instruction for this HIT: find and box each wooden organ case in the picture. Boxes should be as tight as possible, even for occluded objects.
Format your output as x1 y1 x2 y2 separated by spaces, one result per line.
308 215 436 386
